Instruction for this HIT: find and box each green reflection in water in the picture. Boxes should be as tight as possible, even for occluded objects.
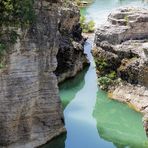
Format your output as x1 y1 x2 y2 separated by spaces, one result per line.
59 66 89 109
40 133 66 148
40 68 89 148
93 90 148 148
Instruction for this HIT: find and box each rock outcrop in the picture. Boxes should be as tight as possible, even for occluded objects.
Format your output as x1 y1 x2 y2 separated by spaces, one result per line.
55 3 89 83
0 0 87 147
95 7 148 45
93 7 148 135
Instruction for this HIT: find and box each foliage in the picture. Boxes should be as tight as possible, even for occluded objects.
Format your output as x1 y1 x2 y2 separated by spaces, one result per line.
124 15 129 25
0 0 35 27
98 71 117 90
76 0 94 7
0 43 6 56
0 0 35 69
98 76 113 90
95 58 108 71
98 69 118 90
0 43 6 69
80 15 95 33
107 71 117 80
75 0 81 6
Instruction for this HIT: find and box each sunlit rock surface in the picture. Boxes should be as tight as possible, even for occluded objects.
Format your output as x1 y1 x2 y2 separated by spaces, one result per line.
95 7 148 45
94 7 148 135
0 0 87 147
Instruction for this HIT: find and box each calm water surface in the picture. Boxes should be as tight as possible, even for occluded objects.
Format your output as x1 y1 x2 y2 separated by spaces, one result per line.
81 0 148 25
42 0 148 148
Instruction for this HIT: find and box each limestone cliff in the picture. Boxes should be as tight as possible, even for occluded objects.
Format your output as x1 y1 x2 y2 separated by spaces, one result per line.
0 0 87 147
55 2 89 83
93 7 148 135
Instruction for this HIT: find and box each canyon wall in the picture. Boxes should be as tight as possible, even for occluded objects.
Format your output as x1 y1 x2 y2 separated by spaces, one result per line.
0 0 87 147
55 2 88 83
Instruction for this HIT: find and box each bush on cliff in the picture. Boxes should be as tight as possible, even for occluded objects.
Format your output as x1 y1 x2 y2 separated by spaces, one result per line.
0 0 35 68
80 15 95 33
98 71 117 90
98 76 113 90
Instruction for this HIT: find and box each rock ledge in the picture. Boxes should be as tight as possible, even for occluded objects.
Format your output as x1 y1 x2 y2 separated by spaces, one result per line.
94 7 148 135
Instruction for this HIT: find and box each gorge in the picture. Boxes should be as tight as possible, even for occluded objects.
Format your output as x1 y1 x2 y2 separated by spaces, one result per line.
0 0 148 148
0 0 87 147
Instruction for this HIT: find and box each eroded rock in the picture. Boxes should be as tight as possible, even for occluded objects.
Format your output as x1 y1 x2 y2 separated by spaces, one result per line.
94 7 148 135
55 2 89 83
95 7 148 45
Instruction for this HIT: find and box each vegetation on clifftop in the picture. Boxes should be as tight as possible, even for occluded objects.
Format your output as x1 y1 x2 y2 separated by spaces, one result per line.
80 15 95 33
0 0 35 68
0 0 35 26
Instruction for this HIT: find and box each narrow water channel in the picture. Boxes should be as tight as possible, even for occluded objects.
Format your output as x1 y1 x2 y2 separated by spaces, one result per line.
42 0 148 147
63 39 115 148
42 40 148 148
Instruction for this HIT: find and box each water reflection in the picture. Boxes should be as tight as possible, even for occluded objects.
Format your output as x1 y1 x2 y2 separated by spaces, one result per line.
93 91 148 148
64 40 115 148
41 41 147 148
40 133 66 148
59 66 89 109
41 1 148 147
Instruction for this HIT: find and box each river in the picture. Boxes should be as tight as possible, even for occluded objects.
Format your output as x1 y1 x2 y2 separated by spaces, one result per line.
42 0 148 148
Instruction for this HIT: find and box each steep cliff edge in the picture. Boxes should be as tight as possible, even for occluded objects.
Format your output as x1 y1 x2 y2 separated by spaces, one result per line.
55 2 89 83
0 0 87 147
93 7 148 135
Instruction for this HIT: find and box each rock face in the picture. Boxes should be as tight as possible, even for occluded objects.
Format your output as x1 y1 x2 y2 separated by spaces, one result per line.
95 7 148 45
94 7 148 135
0 0 87 147
55 3 89 83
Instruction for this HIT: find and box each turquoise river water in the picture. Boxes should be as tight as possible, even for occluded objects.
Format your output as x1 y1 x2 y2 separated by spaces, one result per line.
42 0 148 148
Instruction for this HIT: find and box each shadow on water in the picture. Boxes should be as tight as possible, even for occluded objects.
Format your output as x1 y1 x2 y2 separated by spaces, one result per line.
40 133 66 148
63 40 115 148
41 66 89 148
59 66 89 109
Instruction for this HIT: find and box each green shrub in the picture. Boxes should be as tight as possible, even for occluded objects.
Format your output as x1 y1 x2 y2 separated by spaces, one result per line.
0 43 6 69
95 58 108 71
98 71 117 90
107 71 117 80
9 30 19 44
0 43 6 55
124 15 129 25
87 20 95 32
80 15 95 33
98 76 113 90
0 0 35 27
0 0 35 69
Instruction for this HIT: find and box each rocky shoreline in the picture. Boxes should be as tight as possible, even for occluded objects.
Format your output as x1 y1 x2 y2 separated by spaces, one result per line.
93 7 148 135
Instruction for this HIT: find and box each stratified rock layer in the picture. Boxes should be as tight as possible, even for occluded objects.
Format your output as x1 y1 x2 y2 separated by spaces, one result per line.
95 7 148 45
94 7 148 135
0 0 87 147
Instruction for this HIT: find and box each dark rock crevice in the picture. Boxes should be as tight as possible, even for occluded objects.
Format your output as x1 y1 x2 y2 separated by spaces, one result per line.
55 3 89 83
